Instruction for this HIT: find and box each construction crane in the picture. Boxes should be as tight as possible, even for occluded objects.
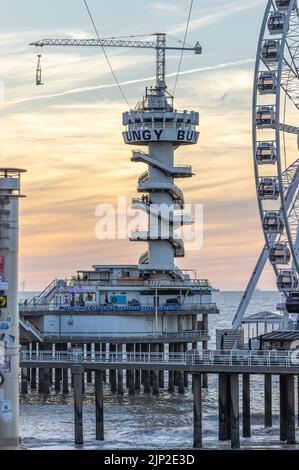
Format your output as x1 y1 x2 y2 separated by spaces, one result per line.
30 33 202 97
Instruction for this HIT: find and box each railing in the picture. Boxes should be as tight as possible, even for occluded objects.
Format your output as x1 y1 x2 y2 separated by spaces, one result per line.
149 279 211 288
41 330 209 341
19 318 43 342
126 123 197 132
29 279 58 304
20 349 299 368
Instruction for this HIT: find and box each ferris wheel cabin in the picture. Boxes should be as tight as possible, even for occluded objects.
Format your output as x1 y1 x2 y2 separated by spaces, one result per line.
257 71 277 94
286 292 299 314
258 177 280 199
262 211 285 233
261 40 280 62
269 243 291 265
275 0 292 11
277 270 299 292
256 106 276 128
267 11 286 35
256 142 277 164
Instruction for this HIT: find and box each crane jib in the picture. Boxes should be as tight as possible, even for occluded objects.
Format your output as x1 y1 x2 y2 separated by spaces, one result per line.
29 39 201 53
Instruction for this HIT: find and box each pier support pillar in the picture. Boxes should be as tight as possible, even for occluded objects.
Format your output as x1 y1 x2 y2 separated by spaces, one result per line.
143 344 150 393
286 375 296 445
31 367 37 390
21 369 28 394
218 373 231 441
101 343 107 382
95 370 104 441
135 344 141 391
109 344 117 394
168 344 174 393
280 375 288 442
230 373 240 449
242 373 251 438
117 345 124 395
264 374 272 428
62 344 69 394
55 344 62 393
177 343 184 394
72 367 84 446
86 344 92 384
152 344 159 395
193 373 202 449
127 344 135 395
159 344 164 389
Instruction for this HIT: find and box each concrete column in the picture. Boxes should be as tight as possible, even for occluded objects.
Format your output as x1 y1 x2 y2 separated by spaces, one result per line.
286 375 296 445
86 344 92 384
38 367 44 394
55 343 62 393
264 374 272 428
193 374 202 449
43 366 50 395
168 343 174 393
177 343 184 394
117 344 124 395
280 374 288 442
31 367 37 390
95 370 104 441
101 343 107 382
62 344 69 394
202 313 209 389
158 344 164 389
109 344 117 394
152 344 159 395
230 373 240 449
142 344 150 392
183 344 189 389
72 367 84 446
135 344 141 391
127 344 135 395
49 367 53 387
21 369 28 394
218 373 231 441
242 373 251 438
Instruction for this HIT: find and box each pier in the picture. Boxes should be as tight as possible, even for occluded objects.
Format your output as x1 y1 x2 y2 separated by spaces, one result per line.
20 349 299 449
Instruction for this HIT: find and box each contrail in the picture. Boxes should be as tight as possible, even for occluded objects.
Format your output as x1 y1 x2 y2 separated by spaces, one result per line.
2 58 254 108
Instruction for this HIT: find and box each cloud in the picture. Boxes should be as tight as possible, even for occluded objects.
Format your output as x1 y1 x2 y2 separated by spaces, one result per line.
168 0 265 35
2 57 254 108
151 2 180 13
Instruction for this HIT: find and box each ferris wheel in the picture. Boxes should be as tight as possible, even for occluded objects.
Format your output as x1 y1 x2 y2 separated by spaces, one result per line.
233 0 299 329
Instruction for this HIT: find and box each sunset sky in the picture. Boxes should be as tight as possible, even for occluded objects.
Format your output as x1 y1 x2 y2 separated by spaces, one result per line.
0 0 287 291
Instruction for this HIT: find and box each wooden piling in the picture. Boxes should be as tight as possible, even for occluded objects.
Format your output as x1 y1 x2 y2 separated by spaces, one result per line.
95 370 104 441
